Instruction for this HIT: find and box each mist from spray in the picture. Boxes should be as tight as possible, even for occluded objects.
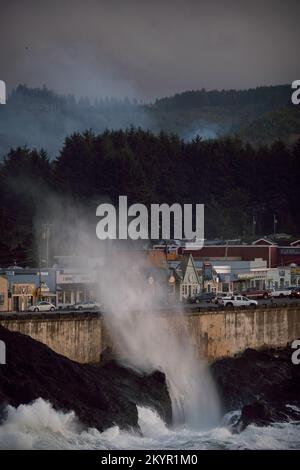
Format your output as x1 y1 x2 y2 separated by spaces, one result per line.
36 197 221 430
96 257 220 430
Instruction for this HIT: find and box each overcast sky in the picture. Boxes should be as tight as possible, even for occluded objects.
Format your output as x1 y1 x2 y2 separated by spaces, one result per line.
0 0 299 100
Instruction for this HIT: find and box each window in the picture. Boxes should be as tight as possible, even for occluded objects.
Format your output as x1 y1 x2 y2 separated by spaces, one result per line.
64 291 72 303
0 294 4 306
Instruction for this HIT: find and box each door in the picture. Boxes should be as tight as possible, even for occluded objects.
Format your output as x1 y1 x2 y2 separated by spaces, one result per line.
13 296 19 311
242 296 250 306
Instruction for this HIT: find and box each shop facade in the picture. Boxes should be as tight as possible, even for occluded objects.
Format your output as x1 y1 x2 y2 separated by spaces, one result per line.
56 271 98 307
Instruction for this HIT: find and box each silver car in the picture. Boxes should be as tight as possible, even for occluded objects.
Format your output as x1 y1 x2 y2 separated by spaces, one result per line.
73 301 101 310
28 301 56 312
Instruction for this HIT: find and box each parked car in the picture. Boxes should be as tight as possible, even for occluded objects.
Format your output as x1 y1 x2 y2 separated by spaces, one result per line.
57 303 73 310
188 292 216 304
73 301 101 310
220 295 257 309
28 301 56 312
241 287 271 299
290 287 300 298
214 292 233 304
270 287 293 298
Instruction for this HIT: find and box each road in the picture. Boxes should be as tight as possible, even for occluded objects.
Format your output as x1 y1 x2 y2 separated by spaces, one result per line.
1 296 300 316
191 296 300 310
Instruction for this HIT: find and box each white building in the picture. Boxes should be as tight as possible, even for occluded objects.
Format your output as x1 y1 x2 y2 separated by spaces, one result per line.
266 266 291 288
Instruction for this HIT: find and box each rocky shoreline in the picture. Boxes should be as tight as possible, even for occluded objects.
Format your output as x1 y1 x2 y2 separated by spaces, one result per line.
0 326 172 432
211 347 300 430
1 325 300 433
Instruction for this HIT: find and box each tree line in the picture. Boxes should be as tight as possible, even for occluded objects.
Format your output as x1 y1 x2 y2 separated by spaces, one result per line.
0 128 299 266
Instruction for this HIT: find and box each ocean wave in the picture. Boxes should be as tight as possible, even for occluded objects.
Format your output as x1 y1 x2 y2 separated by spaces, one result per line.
0 398 299 450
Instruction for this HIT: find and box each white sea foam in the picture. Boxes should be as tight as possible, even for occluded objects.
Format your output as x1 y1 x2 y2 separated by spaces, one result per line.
0 399 299 450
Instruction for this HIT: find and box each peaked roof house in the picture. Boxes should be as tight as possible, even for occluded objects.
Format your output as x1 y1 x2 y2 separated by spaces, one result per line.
168 254 201 302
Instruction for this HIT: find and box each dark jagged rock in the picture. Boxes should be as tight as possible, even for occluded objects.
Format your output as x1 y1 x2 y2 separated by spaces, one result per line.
211 347 300 430
0 326 172 432
235 400 300 432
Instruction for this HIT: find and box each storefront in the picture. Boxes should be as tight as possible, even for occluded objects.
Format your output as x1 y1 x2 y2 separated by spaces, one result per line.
11 283 35 311
291 267 300 287
37 281 58 305
1 268 58 311
0 276 9 312
56 271 98 307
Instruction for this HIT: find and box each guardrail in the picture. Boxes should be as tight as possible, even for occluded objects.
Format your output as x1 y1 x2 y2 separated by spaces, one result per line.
0 301 300 320
0 310 101 321
189 301 300 313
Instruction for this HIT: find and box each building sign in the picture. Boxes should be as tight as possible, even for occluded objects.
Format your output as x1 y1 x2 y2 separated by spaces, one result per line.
251 271 267 280
280 248 300 255
237 271 267 280
237 273 255 280
57 273 97 284
12 284 35 295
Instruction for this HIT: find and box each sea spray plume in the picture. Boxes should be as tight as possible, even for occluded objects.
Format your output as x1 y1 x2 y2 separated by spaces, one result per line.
34 195 221 430
97 252 221 430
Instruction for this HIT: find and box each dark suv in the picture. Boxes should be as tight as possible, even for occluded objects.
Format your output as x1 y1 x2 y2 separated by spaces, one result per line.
291 287 300 298
188 292 216 304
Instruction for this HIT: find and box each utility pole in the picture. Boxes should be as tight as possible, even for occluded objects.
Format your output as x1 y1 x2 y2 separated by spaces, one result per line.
164 239 168 263
225 240 229 260
41 223 52 267
38 223 52 302
38 245 42 302
273 214 277 237
252 215 256 236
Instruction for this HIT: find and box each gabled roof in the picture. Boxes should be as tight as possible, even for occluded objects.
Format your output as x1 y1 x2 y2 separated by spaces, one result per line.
181 254 200 285
168 254 200 284
252 238 276 246
290 239 300 246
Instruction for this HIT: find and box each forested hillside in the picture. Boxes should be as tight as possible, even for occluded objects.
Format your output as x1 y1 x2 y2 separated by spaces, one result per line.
0 129 299 266
0 84 295 158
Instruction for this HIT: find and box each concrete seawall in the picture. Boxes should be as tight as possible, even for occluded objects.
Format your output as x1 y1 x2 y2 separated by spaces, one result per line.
1 305 300 363
168 307 300 361
0 312 102 363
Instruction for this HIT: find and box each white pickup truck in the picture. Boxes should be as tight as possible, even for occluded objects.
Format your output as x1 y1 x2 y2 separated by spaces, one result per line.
269 287 293 298
220 295 258 308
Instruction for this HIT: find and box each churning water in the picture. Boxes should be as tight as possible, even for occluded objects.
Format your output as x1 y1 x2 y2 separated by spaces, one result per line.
0 399 299 450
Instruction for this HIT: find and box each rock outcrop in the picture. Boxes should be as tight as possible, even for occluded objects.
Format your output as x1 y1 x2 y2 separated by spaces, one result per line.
211 347 300 430
0 326 172 432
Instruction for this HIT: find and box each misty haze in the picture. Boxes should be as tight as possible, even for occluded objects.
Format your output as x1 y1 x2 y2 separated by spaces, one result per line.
0 0 300 456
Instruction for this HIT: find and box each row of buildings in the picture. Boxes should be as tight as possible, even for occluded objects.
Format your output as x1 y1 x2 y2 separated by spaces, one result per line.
0 235 300 311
